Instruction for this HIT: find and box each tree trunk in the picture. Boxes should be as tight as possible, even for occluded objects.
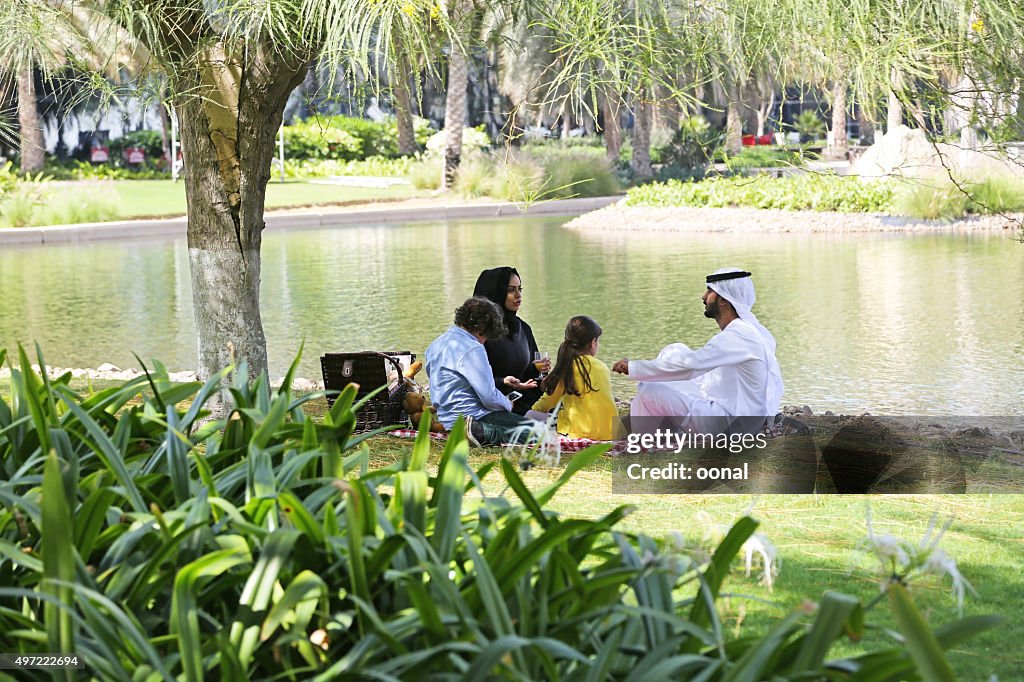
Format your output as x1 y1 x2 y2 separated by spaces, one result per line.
755 90 774 138
887 69 903 133
601 91 622 162
858 110 875 145
725 102 743 155
630 96 653 180
17 67 45 173
442 44 469 188
175 43 307 384
830 81 848 159
1017 82 1024 137
725 79 743 155
392 62 418 155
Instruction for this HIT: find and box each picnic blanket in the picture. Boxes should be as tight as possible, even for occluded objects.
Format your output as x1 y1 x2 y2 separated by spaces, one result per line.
387 429 611 454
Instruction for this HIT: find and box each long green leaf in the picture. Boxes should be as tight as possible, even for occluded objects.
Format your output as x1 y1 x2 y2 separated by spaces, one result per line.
431 434 468 563
42 449 75 675
409 410 432 472
723 610 803 682
73 487 117 561
278 339 304 398
791 591 861 673
535 442 611 506
279 490 326 544
260 569 326 642
230 529 301 669
164 407 191 506
17 345 50 455
500 457 549 527
171 549 250 682
57 393 147 513
396 470 427 533
686 516 758 648
887 581 957 682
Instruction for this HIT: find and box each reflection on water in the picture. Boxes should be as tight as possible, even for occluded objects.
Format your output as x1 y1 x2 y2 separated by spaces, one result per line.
2 218 1023 415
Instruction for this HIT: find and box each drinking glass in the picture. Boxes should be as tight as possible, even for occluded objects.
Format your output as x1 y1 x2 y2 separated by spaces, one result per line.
533 351 550 378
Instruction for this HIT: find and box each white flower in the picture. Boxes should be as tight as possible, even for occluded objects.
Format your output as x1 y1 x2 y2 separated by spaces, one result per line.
923 548 976 615
504 410 561 469
863 508 976 613
864 508 910 572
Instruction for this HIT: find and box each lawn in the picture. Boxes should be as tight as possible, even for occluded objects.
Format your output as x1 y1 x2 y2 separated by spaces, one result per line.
110 179 425 219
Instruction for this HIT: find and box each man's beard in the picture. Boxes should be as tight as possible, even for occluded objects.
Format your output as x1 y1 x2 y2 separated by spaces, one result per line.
703 298 719 319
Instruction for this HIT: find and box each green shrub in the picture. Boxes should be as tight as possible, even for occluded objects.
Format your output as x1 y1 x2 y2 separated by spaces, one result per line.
424 126 491 158
656 115 722 179
718 145 808 171
281 156 413 179
109 130 165 160
0 183 121 227
283 119 362 160
35 186 121 225
454 157 501 197
284 115 435 161
410 157 442 189
0 346 1002 680
625 173 893 212
965 176 1024 213
0 183 48 227
454 148 619 201
0 161 19 197
492 154 546 201
540 150 619 198
892 179 969 219
892 175 1024 219
45 160 168 181
794 110 827 142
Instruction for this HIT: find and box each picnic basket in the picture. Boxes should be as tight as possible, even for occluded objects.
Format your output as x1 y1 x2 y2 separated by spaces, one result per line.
320 351 416 432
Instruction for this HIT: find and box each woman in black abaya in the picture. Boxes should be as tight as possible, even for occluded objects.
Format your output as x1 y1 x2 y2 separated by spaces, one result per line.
473 267 550 415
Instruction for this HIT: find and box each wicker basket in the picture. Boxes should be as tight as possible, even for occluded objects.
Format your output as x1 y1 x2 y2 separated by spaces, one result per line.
320 351 415 432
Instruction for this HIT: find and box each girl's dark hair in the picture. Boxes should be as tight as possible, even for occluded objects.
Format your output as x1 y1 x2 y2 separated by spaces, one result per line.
542 316 602 397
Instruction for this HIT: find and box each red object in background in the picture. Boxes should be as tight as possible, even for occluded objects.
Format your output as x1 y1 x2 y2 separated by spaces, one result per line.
125 147 145 164
89 146 109 163
741 134 756 146
757 134 773 145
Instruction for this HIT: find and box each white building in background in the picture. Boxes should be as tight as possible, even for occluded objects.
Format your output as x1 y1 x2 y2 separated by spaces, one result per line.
41 97 165 155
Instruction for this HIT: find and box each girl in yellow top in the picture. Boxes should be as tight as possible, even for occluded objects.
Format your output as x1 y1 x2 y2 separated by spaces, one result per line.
531 316 617 440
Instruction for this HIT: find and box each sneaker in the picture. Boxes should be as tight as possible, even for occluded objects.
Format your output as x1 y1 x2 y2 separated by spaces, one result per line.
464 416 482 447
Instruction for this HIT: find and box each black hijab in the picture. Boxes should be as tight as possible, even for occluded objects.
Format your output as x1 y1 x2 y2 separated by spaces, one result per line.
473 266 521 335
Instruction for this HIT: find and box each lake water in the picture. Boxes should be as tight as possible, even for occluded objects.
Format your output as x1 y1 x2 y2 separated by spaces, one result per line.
2 217 1023 415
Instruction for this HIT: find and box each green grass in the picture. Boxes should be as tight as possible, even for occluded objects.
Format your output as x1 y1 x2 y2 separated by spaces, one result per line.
625 173 893 213
111 179 424 219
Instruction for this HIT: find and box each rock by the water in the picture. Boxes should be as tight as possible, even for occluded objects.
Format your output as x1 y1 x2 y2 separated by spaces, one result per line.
850 125 1024 181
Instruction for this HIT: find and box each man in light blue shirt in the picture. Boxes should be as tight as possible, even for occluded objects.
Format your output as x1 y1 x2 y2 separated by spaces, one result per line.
426 297 539 445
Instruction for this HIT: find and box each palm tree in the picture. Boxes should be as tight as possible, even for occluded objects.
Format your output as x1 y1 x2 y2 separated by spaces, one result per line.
16 68 44 173
442 0 474 188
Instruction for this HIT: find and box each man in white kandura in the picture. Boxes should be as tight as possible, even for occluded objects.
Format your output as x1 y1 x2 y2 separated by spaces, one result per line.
611 268 784 434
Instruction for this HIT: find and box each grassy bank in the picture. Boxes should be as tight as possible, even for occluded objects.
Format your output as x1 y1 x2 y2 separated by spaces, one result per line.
1 179 425 227
625 172 1024 219
114 179 424 219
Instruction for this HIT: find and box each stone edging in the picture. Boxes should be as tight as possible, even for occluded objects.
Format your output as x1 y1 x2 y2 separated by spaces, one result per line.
566 203 1024 234
0 196 620 246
